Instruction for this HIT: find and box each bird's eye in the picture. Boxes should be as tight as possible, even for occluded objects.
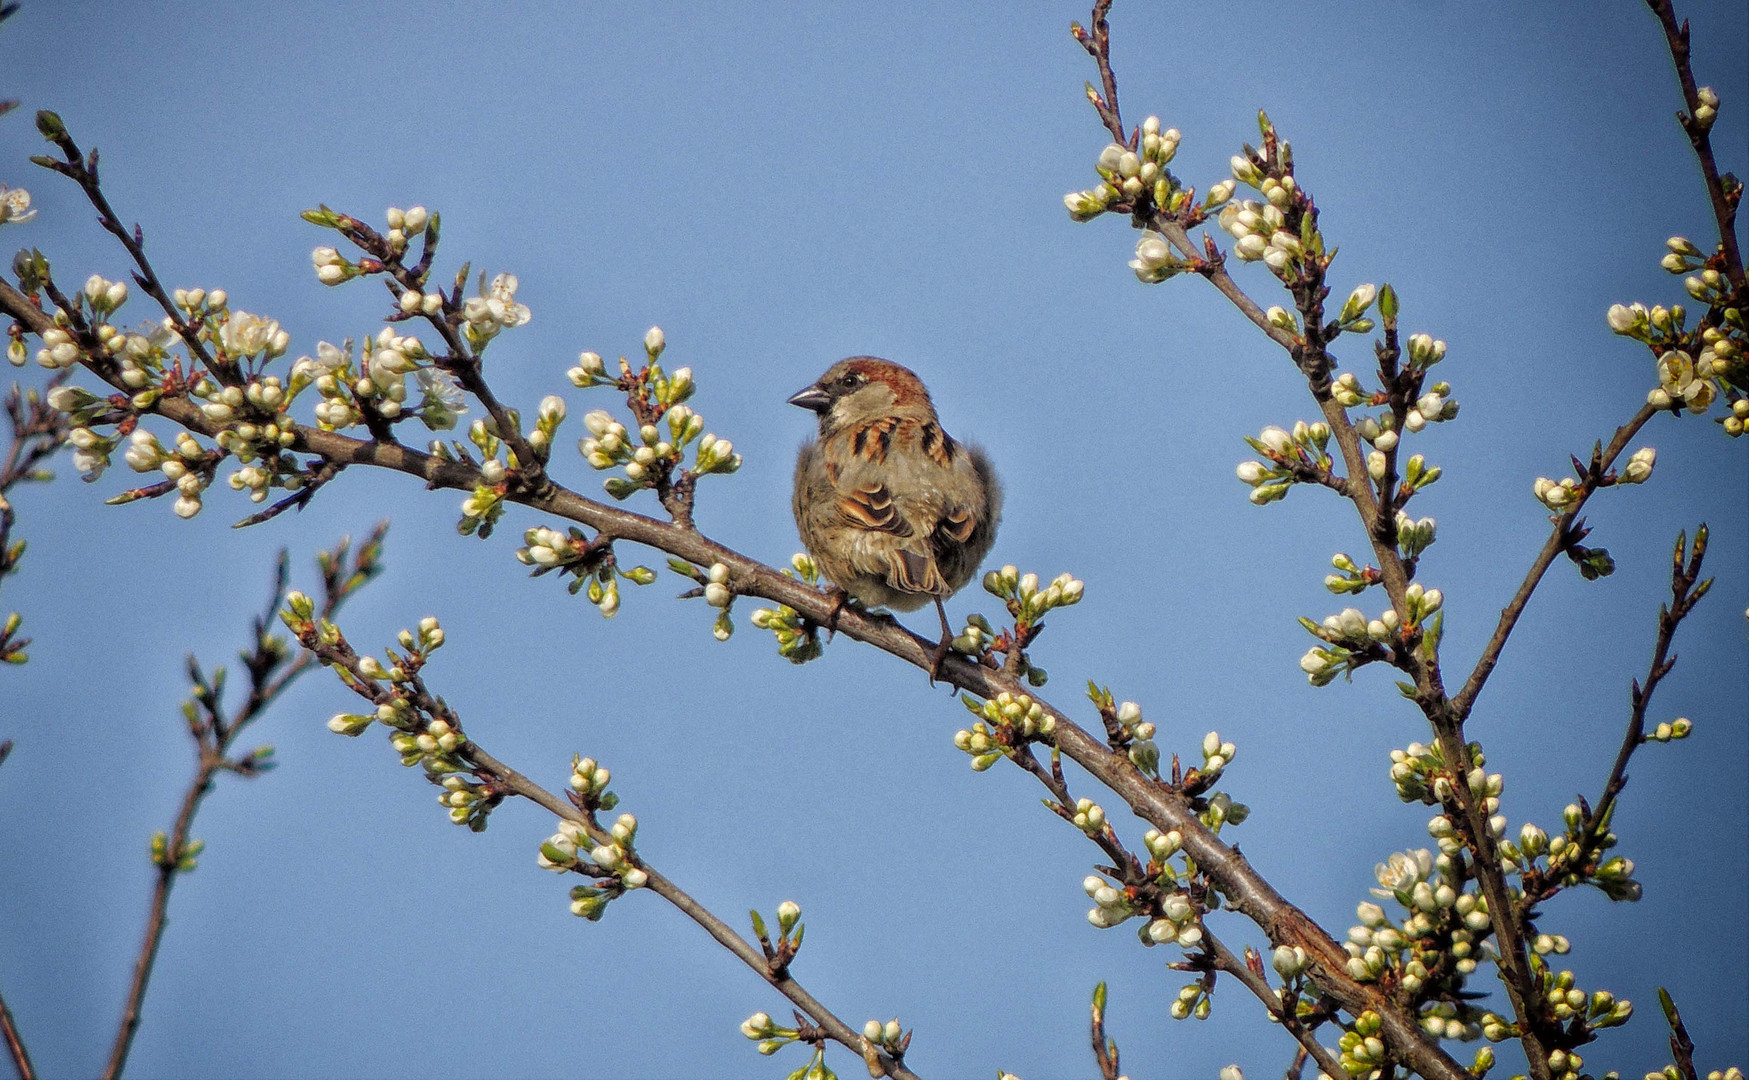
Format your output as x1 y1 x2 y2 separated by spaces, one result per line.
838 373 862 388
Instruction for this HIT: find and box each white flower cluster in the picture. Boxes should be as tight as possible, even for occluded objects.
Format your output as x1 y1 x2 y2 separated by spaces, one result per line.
1299 583 1442 685
1064 115 1204 224
1608 287 1743 426
538 814 646 890
740 1010 800 1055
748 554 825 664
1344 849 1490 994
860 1018 905 1055
1693 85 1719 129
122 428 211 516
1653 346 1725 413
1235 421 1331 505
1532 446 1654 512
1216 196 1301 274
572 332 739 501
461 272 531 349
1198 730 1236 777
980 565 1085 623
955 690 1056 771
1395 512 1438 560
217 308 289 360
517 525 579 568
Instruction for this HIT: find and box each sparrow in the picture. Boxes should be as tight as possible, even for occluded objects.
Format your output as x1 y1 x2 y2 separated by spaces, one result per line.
789 357 1001 680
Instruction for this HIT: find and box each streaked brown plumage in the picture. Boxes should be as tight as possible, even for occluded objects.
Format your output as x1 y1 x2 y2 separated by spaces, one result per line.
789 357 1000 673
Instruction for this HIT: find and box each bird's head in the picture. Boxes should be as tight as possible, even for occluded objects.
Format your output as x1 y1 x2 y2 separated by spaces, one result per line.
787 356 934 434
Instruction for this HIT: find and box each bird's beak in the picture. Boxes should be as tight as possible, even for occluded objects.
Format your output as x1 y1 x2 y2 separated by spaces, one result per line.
787 384 831 413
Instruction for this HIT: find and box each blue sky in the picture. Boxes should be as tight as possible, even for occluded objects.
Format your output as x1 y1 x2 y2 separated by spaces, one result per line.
1 2 1744 1078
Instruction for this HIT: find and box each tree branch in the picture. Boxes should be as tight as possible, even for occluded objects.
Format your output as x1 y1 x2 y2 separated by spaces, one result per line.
1644 0 1745 291
101 531 381 1080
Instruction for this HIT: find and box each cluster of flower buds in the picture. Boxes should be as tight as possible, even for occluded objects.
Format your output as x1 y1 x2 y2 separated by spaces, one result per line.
572 330 739 501
1517 801 1642 902
456 422 511 539
526 394 566 459
1416 1001 1482 1044
1388 740 1459 806
460 272 531 350
1427 761 1507 841
1644 715 1693 743
1092 693 1159 775
1143 826 1183 865
382 205 431 254
568 754 617 809
1063 115 1208 224
1323 552 1378 595
1659 1069 1744 1080
361 327 425 417
954 690 1055 771
1531 475 1581 512
1300 586 1441 676
683 561 735 640
949 611 997 657
290 341 360 430
43 383 112 478
1128 230 1192 284
860 1017 907 1058
515 524 651 617
1333 282 1379 336
1069 796 1106 835
31 324 81 370
1480 976 1632 1072
1170 980 1211 1021
1370 451 1440 495
746 554 825 664
1349 853 1489 989
1198 730 1236 778
1532 445 1655 514
1395 512 1437 559
739 1010 802 1057
1692 85 1720 129
1607 285 1746 424
148 830 205 873
1199 790 1247 832
1139 890 1204 949
119 428 213 516
1235 421 1332 505
1082 872 1134 928
1217 196 1305 275
539 811 648 898
0 185 33 226
981 564 1085 626
1271 944 1309 980
1338 1012 1390 1075
78 273 130 320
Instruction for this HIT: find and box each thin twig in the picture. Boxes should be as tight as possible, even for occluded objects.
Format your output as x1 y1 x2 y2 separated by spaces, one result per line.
1205 933 1346 1080
101 533 380 1080
0 985 32 1080
1521 526 1711 908
1452 404 1659 718
1644 0 1745 291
